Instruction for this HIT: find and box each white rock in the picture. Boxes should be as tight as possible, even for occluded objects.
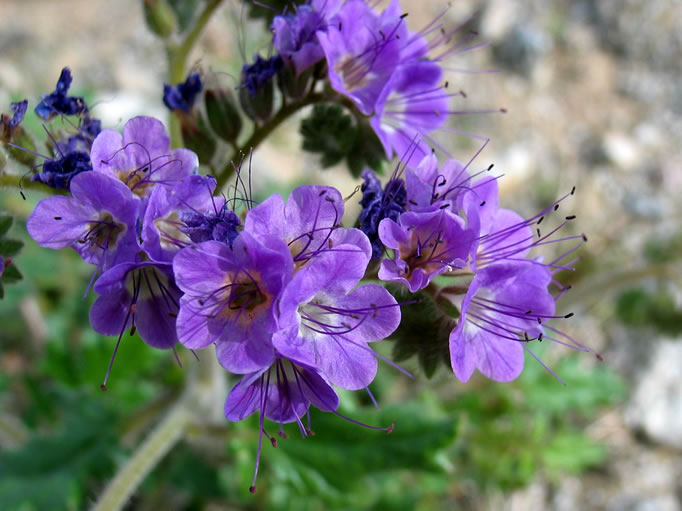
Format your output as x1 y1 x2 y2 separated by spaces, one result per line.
625 340 682 449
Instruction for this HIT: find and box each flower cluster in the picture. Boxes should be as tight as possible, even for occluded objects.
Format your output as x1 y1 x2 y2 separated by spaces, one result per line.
27 115 402 492
361 153 592 383
10 0 594 497
271 0 482 164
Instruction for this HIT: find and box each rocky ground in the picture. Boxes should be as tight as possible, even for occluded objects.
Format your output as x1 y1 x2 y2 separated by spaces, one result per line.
1 0 681 509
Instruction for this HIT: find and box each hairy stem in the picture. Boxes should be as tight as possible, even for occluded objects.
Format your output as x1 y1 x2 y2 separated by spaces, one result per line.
0 174 64 195
166 0 223 148
90 402 190 511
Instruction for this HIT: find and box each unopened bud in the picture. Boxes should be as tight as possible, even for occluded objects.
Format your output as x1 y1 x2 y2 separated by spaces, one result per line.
278 65 313 100
205 89 242 143
239 82 274 123
143 0 177 38
181 114 217 164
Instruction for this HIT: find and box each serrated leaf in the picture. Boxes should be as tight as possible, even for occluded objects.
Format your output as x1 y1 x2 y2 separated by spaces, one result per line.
346 121 386 178
0 239 23 257
0 215 12 238
300 104 355 168
387 284 453 377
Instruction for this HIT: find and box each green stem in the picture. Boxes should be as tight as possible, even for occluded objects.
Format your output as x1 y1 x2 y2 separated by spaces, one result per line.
90 402 190 511
91 353 226 511
216 92 324 189
165 0 223 148
0 174 64 195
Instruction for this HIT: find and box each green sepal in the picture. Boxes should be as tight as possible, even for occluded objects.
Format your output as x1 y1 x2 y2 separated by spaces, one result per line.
1 263 22 284
166 0 198 32
0 215 12 238
205 88 243 143
278 64 314 100
0 239 23 258
5 126 37 167
300 104 355 168
143 0 178 38
180 113 217 164
238 82 275 123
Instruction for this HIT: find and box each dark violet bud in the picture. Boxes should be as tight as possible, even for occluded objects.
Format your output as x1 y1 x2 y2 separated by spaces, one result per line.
358 169 407 260
143 0 178 38
180 206 241 247
204 88 242 143
32 151 92 190
35 67 89 120
241 55 283 98
239 55 282 122
163 73 203 114
80 115 101 139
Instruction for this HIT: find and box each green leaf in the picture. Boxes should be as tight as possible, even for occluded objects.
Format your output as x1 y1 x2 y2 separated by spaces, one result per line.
1 263 23 284
0 394 119 511
300 104 355 168
346 121 386 178
616 287 682 336
273 404 458 493
0 215 12 238
0 239 23 257
388 284 453 377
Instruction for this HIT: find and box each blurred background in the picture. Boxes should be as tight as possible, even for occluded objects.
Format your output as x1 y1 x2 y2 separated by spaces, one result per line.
0 0 680 509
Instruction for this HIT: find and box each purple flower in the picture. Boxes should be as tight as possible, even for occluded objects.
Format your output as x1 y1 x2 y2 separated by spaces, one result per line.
448 261 555 382
90 116 198 199
378 207 474 292
225 357 339 493
273 248 401 390
34 67 89 120
31 150 92 190
241 55 283 97
317 0 404 115
405 154 476 212
163 73 203 114
246 184 368 268
141 174 225 263
173 233 293 374
0 256 4 278
89 261 181 350
370 60 450 164
26 171 139 271
272 0 341 75
358 169 406 260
